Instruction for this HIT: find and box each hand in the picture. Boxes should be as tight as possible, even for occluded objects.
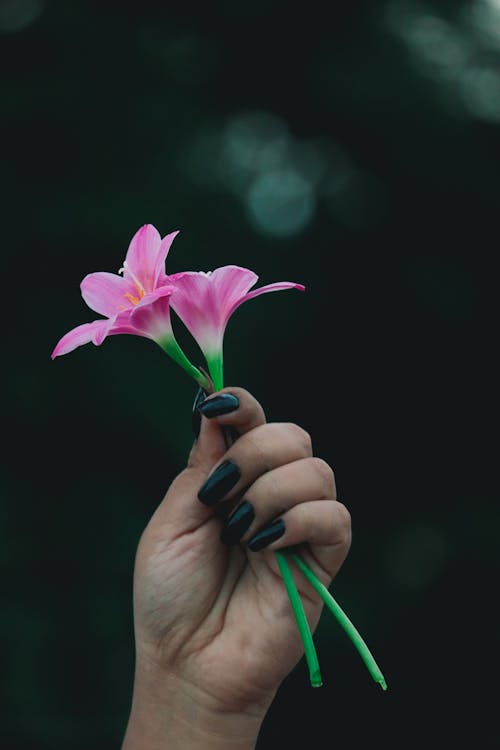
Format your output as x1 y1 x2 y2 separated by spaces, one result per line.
122 387 351 749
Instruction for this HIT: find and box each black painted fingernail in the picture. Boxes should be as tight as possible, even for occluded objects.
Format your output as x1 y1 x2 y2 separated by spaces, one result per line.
198 460 241 506
197 393 240 418
192 387 207 438
247 519 285 551
220 500 255 545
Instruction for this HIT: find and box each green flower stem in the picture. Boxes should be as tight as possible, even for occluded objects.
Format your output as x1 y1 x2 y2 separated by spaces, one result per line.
159 338 211 390
291 552 387 691
206 351 224 393
276 551 323 688
216 362 320 689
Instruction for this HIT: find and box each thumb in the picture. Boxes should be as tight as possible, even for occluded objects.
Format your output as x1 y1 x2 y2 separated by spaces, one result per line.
187 387 232 473
150 386 264 531
145 390 227 534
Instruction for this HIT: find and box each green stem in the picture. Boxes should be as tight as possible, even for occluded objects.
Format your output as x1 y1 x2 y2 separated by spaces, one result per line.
291 552 387 690
276 551 322 688
159 337 210 390
216 362 320 688
206 351 224 392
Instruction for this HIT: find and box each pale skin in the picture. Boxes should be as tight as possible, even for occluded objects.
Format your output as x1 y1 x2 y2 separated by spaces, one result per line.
122 387 352 749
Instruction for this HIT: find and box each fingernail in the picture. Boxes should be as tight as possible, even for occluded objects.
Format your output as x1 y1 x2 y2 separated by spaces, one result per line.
198 460 241 506
192 387 207 438
197 393 240 418
247 519 285 551
220 500 255 546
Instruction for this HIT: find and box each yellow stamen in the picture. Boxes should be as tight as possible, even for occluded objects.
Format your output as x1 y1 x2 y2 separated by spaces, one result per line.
118 261 146 306
123 293 138 305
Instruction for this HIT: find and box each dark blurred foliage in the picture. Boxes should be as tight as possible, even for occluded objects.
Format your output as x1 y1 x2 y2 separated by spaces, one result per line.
1 0 497 747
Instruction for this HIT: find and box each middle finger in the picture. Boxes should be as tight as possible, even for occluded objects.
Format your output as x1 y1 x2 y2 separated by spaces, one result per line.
220 456 337 547
197 422 313 507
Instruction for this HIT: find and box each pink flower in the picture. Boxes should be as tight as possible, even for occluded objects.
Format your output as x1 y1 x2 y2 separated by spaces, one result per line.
165 266 305 390
51 222 304 393
51 224 209 387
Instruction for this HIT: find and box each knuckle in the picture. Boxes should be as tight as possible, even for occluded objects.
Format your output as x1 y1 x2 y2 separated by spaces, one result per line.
282 422 313 455
309 457 335 492
335 502 352 545
221 387 265 420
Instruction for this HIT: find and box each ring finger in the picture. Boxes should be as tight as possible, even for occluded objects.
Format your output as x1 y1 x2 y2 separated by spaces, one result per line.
219 456 337 547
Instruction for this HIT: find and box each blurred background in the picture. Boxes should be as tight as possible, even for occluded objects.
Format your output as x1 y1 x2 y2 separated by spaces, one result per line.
1 0 497 747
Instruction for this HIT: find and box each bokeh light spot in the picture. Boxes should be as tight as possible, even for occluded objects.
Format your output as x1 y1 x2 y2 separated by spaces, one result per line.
405 13 468 79
223 111 289 173
460 65 500 121
387 0 500 122
0 0 43 32
468 0 500 50
246 168 315 237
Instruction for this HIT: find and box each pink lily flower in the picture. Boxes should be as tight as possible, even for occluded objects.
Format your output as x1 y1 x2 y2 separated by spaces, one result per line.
164 266 305 391
51 224 210 388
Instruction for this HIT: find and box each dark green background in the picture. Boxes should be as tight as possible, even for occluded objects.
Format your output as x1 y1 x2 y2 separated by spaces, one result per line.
2 0 496 747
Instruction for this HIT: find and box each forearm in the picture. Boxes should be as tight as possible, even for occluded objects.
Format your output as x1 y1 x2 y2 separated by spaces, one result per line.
122 659 270 750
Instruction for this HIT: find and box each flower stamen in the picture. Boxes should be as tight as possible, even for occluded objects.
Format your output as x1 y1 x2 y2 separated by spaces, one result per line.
119 261 146 305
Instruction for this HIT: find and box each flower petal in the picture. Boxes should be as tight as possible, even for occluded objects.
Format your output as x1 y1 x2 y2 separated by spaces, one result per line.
168 266 304 356
127 287 175 342
51 319 112 358
210 266 259 320
155 231 179 286
169 271 223 352
124 224 178 292
135 284 175 308
169 266 257 335
81 272 137 317
52 285 177 359
228 280 305 318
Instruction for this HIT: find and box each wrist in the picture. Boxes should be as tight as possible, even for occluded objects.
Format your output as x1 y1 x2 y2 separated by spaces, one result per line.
122 656 272 750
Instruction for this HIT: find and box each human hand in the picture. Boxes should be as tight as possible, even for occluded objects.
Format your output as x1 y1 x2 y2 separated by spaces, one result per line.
122 387 351 749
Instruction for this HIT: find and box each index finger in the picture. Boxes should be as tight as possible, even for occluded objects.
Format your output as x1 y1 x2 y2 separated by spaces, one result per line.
188 387 267 472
